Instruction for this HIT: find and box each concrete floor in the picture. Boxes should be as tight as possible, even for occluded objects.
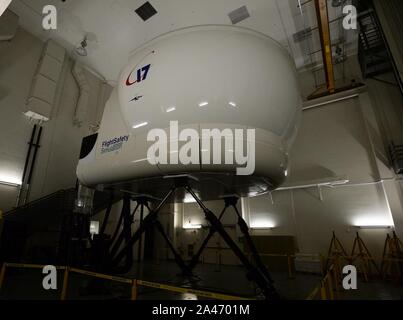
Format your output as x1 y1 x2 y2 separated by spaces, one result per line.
338 280 403 300
126 261 322 299
0 260 402 300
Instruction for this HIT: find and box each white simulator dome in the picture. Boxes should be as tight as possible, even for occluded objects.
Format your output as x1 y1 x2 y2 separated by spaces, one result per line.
77 25 302 201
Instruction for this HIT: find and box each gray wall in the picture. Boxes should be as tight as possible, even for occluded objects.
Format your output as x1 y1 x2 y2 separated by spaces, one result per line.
0 27 43 211
247 77 403 259
0 27 112 212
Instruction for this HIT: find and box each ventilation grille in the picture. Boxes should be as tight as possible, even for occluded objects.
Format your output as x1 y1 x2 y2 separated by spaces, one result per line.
135 1 157 21
228 5 250 25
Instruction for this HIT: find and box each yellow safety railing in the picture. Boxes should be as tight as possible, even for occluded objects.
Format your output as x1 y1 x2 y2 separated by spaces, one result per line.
306 264 339 300
327 255 403 279
0 262 250 301
134 279 250 300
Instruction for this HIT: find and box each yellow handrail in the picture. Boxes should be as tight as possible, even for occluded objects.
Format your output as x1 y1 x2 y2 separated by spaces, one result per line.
306 264 337 300
136 279 250 300
0 262 250 300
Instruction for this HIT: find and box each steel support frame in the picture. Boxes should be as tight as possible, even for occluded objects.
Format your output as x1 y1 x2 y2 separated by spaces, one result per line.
107 193 189 275
188 196 274 287
109 178 279 300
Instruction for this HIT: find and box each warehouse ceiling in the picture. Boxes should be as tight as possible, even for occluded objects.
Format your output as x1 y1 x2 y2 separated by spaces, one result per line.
9 0 358 85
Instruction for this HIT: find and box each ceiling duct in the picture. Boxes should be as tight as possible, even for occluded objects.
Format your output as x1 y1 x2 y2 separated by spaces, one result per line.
228 5 250 25
24 40 66 122
72 62 90 127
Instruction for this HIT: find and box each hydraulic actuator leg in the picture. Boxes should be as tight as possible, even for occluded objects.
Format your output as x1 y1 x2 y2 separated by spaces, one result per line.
187 204 228 271
154 220 191 275
111 187 176 269
184 187 280 300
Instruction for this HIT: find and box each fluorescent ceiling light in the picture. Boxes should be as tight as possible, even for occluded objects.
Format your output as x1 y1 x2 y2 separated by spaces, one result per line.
132 121 148 129
0 173 22 186
183 224 202 230
0 180 21 187
229 102 237 107
251 226 274 230
352 216 394 229
166 107 176 113
198 102 208 107
356 225 393 230
250 220 275 229
0 0 12 17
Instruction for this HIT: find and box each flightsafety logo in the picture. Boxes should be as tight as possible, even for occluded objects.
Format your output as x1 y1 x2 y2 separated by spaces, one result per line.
101 135 129 154
147 121 256 175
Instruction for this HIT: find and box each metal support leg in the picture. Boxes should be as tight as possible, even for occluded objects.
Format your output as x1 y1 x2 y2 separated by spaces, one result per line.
111 187 176 268
154 220 191 275
137 199 145 261
110 198 138 258
185 186 280 300
232 202 275 286
110 205 126 245
187 204 229 271
100 192 114 235
109 180 279 299
110 196 134 273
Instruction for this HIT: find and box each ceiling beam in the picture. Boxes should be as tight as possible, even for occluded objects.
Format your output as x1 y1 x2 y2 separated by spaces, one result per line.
314 0 335 94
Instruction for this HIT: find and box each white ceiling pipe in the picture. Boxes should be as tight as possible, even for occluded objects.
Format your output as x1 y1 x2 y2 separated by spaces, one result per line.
302 94 359 111
72 62 90 127
302 86 366 111
277 179 349 191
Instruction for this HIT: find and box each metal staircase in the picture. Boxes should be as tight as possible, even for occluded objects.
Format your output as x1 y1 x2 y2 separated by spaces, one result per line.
390 143 403 175
357 8 393 79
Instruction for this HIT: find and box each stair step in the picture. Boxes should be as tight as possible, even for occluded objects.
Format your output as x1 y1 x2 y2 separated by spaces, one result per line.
365 67 394 78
